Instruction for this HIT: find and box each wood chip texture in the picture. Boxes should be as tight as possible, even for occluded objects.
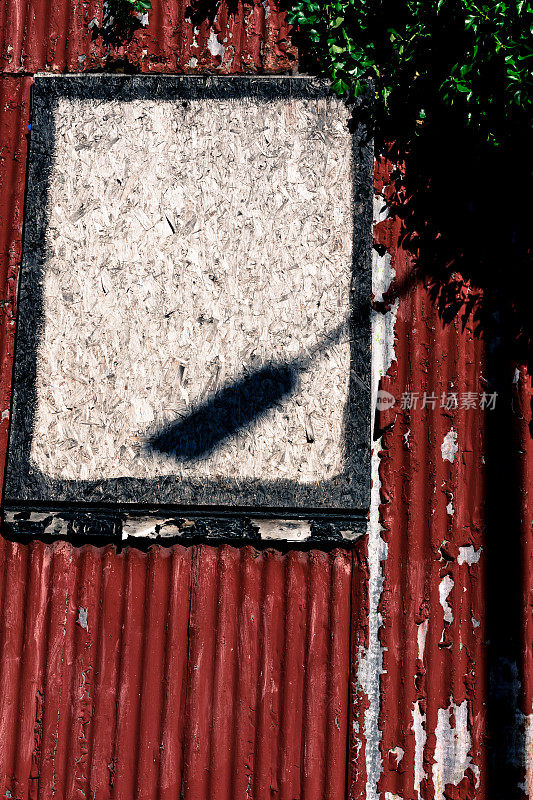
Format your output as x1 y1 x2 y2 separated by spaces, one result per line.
6 77 368 509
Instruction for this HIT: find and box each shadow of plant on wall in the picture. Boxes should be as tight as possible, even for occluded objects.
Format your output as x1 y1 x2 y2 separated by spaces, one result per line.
374 106 533 798
295 0 533 778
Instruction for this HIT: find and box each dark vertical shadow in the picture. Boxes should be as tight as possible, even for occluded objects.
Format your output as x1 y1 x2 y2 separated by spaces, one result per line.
377 101 533 794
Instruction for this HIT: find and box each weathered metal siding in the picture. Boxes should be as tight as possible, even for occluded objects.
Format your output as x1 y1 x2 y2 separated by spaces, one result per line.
0 538 358 800
0 15 369 799
0 0 297 74
371 154 488 799
1 1 531 798
0 76 30 491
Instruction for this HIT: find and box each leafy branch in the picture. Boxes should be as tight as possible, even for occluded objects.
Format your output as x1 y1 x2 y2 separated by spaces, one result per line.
290 0 533 145
104 0 152 33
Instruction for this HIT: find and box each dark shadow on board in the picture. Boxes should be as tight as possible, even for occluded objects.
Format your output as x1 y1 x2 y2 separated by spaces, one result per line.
150 364 298 461
148 324 346 462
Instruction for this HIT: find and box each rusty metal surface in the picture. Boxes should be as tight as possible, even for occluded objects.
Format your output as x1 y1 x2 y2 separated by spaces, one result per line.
0 70 493 800
0 0 297 74
369 154 488 799
1 1 532 797
0 538 358 800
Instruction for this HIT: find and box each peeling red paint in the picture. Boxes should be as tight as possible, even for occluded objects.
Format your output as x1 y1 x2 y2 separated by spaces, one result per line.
0 0 297 74
0 2 526 796
0 75 30 494
374 155 488 799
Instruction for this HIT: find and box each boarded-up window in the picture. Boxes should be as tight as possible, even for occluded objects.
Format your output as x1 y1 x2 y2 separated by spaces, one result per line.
4 76 371 542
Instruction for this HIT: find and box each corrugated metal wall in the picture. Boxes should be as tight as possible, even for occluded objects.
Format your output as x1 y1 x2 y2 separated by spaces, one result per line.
0 539 358 800
372 157 488 799
0 1 532 797
0 0 297 74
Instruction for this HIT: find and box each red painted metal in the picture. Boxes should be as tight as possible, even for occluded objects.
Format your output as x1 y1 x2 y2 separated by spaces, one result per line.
0 0 297 74
373 156 488 799
0 0 529 797
0 76 30 492
0 539 357 799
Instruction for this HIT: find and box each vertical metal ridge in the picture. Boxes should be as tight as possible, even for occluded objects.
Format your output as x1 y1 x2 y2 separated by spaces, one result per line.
134 546 169 799
13 542 50 800
1 540 29 794
232 545 261 800
0 76 30 497
326 550 352 800
517 368 533 793
281 550 307 800
114 547 146 797
346 542 364 797
87 545 123 799
181 544 217 800
275 548 289 800
158 544 191 800
0 537 359 798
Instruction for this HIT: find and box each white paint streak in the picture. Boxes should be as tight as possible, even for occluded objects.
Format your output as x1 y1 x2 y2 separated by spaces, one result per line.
439 575 454 624
432 699 480 800
356 190 397 799
412 700 427 798
521 713 533 797
441 429 458 463
457 545 482 565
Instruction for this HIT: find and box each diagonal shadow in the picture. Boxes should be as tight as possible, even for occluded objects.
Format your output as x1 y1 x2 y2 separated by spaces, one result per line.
149 363 296 461
147 323 350 462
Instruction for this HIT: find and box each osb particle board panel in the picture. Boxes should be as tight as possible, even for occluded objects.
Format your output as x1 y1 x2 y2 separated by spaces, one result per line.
5 76 371 512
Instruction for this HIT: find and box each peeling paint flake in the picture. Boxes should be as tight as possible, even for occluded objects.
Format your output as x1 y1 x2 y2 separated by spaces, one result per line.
432 699 480 800
250 519 311 542
441 428 458 463
439 575 454 624
417 618 428 661
413 700 427 797
207 30 225 59
457 545 482 565
77 607 88 631
389 745 405 767
520 713 533 797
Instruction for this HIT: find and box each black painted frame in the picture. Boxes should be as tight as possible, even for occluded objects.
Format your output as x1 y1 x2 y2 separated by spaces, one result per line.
3 75 372 540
